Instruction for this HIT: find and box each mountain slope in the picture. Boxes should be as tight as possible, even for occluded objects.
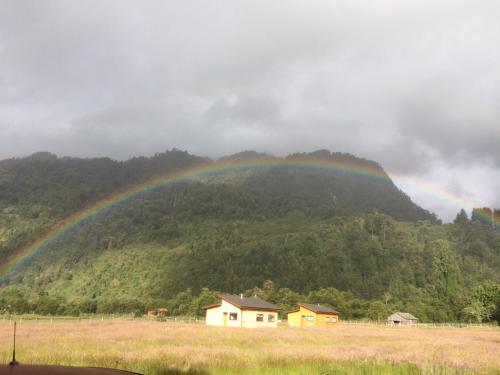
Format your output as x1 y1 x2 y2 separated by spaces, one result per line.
0 149 436 265
0 149 498 322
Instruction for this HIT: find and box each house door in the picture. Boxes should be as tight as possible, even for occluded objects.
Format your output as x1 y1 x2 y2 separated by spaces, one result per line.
300 315 306 327
223 312 228 327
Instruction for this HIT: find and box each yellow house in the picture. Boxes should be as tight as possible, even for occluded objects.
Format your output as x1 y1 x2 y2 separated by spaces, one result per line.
287 303 340 327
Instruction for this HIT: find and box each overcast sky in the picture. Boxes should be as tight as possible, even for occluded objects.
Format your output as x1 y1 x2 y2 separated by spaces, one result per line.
1 0 499 221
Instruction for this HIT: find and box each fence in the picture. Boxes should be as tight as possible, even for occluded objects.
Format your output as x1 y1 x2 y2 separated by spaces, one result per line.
0 314 207 324
0 315 496 328
339 320 498 328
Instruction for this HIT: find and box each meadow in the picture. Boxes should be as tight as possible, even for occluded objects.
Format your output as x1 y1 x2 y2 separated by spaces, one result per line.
0 319 499 375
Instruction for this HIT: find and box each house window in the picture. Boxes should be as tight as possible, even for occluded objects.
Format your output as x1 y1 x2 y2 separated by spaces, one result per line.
268 314 275 322
332 317 337 322
307 315 315 322
325 316 330 322
256 313 264 322
229 313 238 321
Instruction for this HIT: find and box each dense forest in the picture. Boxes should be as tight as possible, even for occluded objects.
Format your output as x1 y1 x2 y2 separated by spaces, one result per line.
0 150 498 323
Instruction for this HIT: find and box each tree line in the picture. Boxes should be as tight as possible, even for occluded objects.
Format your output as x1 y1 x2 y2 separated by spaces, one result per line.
1 280 498 324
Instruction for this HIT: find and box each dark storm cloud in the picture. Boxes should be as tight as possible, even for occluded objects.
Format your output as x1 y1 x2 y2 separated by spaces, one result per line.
395 78 500 166
1 0 499 220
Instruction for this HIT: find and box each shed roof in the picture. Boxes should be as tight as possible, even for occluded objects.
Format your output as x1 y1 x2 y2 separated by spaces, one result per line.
388 312 418 321
289 303 339 315
219 294 281 311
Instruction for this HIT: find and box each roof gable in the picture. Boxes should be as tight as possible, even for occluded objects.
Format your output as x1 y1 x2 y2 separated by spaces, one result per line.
389 312 418 320
398 312 417 320
220 294 281 311
202 303 222 310
290 303 339 315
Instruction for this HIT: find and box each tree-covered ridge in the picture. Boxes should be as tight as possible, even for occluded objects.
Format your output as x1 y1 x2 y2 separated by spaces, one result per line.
0 149 498 323
0 149 208 263
0 149 436 264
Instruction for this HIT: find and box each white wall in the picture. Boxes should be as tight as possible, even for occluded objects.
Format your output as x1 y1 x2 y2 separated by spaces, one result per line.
241 310 278 328
205 300 278 328
205 305 223 326
205 300 242 327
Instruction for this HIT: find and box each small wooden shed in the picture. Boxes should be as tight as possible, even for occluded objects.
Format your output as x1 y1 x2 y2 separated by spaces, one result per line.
147 307 168 318
387 312 418 326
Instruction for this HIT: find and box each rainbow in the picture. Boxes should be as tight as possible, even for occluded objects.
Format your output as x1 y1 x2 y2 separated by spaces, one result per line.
0 156 495 280
471 207 500 228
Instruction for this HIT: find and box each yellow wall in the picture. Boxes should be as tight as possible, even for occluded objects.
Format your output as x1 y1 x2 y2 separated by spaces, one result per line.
287 306 340 327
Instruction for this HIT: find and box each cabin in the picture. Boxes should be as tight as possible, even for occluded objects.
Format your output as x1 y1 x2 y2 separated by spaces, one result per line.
147 307 168 318
287 303 340 327
387 312 418 326
203 294 281 328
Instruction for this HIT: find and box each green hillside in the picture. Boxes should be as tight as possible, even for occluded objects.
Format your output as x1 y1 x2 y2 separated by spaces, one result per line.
0 150 499 323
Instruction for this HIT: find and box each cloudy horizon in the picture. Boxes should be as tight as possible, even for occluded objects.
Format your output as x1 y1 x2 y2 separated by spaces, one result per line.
1 0 499 221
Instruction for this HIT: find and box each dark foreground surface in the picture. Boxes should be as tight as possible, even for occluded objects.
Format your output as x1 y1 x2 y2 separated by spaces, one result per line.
0 365 141 375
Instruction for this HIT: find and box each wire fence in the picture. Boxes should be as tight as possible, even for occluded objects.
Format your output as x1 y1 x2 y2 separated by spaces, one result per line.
0 314 207 324
0 314 497 329
339 320 498 328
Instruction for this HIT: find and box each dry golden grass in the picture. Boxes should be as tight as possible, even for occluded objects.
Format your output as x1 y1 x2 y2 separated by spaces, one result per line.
0 320 498 374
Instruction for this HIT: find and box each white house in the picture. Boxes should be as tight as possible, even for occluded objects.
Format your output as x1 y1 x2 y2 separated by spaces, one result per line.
204 294 281 328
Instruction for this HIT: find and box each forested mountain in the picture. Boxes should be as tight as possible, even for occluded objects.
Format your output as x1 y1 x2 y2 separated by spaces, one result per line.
0 150 498 323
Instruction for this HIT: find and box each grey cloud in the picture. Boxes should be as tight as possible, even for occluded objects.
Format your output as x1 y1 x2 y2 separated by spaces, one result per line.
204 95 282 126
395 79 500 165
1 0 499 220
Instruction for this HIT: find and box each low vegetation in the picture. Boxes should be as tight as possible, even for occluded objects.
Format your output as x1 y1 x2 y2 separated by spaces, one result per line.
0 320 498 374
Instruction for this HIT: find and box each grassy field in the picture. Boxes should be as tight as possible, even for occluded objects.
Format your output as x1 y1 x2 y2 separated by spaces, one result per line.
0 320 499 375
